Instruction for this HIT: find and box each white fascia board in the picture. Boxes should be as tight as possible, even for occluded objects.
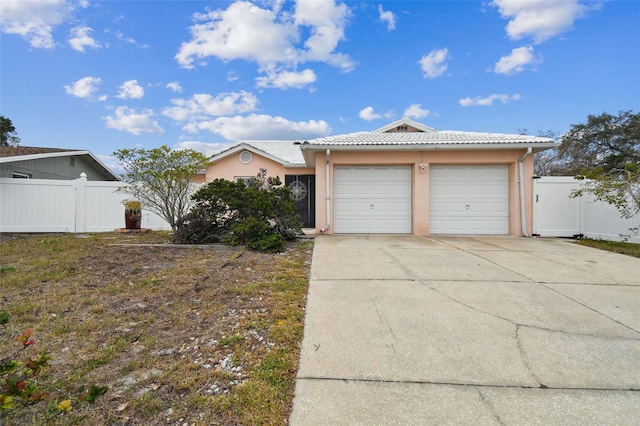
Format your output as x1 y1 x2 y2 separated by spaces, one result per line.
0 150 90 163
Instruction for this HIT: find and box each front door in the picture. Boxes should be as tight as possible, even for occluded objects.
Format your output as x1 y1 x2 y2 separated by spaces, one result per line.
285 175 316 228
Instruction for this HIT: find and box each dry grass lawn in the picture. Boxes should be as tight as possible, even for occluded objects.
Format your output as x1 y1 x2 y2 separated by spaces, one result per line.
577 237 640 258
0 232 313 425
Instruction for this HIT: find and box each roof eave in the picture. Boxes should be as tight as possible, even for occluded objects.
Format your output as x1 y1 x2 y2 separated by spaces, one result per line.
0 150 90 163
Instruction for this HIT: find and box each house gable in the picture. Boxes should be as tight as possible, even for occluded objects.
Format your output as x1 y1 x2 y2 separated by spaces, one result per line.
374 117 437 133
205 141 314 182
0 147 119 181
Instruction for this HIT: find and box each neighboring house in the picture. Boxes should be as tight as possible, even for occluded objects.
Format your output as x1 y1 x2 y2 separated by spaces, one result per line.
0 146 119 181
205 118 559 235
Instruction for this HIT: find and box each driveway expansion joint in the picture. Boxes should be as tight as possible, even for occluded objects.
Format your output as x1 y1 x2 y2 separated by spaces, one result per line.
294 376 640 392
541 283 640 335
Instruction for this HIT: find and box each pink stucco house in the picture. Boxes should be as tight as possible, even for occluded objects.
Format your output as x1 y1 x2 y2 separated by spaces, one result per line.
205 118 558 236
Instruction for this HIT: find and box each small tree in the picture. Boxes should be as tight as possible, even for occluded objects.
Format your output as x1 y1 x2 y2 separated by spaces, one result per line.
0 116 21 147
113 146 209 231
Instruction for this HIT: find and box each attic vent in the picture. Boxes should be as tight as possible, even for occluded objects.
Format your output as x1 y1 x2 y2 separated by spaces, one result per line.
397 125 409 132
239 150 253 164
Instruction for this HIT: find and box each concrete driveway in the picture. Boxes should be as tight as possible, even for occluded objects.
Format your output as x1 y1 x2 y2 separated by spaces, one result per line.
290 235 640 425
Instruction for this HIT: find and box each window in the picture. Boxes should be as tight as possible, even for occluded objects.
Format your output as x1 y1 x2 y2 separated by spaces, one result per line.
239 150 253 164
12 172 31 179
235 176 253 186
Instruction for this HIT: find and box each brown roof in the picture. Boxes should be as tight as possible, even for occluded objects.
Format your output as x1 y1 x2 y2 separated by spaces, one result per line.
0 146 81 158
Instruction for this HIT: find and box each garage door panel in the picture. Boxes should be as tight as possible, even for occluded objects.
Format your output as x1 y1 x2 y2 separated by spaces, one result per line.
430 165 508 235
334 166 411 234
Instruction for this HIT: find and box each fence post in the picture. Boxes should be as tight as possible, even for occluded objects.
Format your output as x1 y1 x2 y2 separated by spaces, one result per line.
74 172 88 233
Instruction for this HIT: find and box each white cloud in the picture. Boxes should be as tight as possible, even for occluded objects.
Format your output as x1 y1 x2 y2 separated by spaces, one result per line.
175 1 298 69
255 68 317 89
458 93 521 107
104 106 164 135
175 0 354 80
162 91 259 122
0 0 73 48
64 76 105 100
116 80 144 99
494 46 542 75
359 106 382 121
166 81 183 93
418 47 450 78
185 114 332 140
114 30 150 48
358 106 394 121
96 154 124 177
378 5 396 31
293 0 353 70
175 141 233 156
491 0 594 43
68 26 100 52
404 104 434 119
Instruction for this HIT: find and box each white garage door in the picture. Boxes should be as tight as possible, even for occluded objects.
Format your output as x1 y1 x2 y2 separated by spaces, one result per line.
429 165 508 234
334 166 411 233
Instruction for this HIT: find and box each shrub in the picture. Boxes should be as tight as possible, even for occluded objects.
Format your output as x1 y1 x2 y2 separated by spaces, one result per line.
174 169 302 252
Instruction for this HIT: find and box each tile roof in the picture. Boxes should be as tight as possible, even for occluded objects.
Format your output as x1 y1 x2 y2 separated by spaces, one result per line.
0 146 80 158
212 140 307 166
301 130 556 146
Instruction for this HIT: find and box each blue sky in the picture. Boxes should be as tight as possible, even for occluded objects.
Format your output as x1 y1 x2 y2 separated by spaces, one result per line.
1 0 638 170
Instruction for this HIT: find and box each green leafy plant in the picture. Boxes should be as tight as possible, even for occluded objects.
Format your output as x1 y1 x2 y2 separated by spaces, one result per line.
0 312 107 424
174 169 302 252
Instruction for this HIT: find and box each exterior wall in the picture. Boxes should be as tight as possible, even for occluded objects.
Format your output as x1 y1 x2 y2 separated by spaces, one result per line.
192 173 207 184
0 156 115 180
205 151 314 182
313 149 535 236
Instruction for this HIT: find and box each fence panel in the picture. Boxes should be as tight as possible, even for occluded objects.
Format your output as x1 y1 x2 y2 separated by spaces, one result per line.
581 195 640 243
0 178 76 232
0 177 171 232
533 177 581 237
533 176 639 243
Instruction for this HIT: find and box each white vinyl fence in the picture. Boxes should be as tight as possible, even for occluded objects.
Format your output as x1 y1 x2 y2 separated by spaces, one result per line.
534 176 640 244
0 175 172 232
2 175 638 242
